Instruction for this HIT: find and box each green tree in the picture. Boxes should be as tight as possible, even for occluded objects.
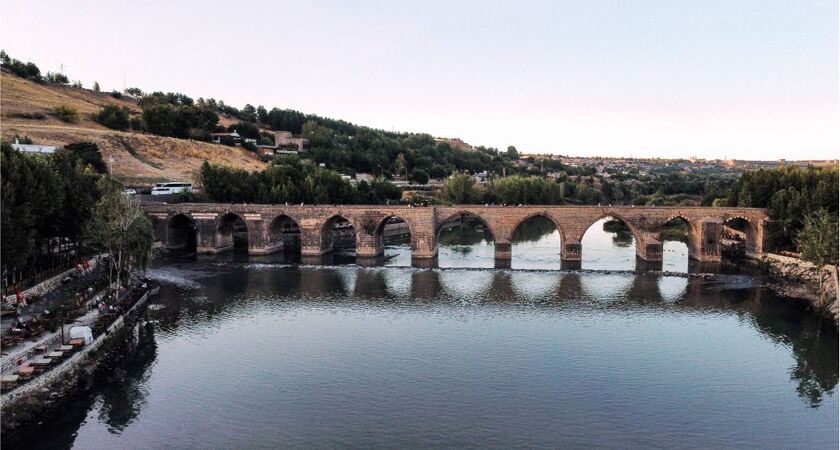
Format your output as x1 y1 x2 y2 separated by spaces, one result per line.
394 153 407 179
45 71 70 84
411 168 429 185
442 172 476 204
301 120 334 147
64 142 107 173
94 104 131 130
93 81 100 92
795 210 839 305
85 177 154 291
241 104 257 122
256 105 269 124
505 145 519 159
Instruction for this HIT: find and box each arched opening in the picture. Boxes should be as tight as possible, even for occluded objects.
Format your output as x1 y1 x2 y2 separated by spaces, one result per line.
166 214 197 253
511 215 562 270
581 216 637 271
436 212 494 268
267 214 301 254
218 213 249 252
322 215 356 259
659 216 694 273
722 217 754 260
376 216 412 266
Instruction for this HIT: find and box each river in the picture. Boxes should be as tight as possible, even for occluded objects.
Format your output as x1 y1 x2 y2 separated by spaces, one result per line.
4 218 837 449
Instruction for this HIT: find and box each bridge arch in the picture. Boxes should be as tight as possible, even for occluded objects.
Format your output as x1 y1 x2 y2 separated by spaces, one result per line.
266 213 301 253
217 212 249 251
579 213 640 271
512 212 567 244
372 215 413 262
166 213 197 252
436 211 495 268
659 215 698 272
578 212 645 246
721 215 762 258
436 211 497 241
321 214 357 255
510 213 564 269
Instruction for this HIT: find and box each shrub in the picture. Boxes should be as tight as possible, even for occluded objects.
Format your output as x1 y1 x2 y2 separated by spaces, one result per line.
54 105 80 123
45 71 70 84
410 168 429 184
111 91 122 99
9 112 46 120
64 142 107 173
1 50 43 82
94 104 131 130
129 116 145 131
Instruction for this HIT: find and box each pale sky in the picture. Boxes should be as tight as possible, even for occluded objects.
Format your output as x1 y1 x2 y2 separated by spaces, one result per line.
2 0 838 160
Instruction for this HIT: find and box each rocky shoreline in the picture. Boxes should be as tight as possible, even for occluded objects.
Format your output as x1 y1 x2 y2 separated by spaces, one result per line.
761 254 839 323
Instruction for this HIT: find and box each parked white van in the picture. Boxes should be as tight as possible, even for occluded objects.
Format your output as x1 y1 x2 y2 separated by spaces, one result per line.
151 182 193 195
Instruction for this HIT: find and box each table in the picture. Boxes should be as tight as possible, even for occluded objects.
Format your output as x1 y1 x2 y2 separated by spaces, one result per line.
34 344 48 353
59 345 73 352
68 338 85 346
1 374 19 388
31 358 52 367
17 366 34 379
47 351 63 359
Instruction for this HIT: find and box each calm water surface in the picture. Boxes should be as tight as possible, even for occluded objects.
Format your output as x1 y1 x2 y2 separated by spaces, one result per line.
6 218 838 449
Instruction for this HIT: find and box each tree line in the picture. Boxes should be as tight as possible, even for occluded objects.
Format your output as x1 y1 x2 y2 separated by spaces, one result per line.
721 165 838 252
1 140 153 289
197 156 402 205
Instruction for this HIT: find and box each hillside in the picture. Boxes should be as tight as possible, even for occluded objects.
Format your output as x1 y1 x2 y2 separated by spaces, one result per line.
0 72 264 185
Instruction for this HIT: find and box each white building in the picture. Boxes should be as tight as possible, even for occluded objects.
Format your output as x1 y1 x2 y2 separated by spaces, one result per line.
11 138 55 154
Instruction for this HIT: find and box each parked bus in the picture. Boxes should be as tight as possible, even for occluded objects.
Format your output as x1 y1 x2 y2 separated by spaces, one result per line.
151 182 192 195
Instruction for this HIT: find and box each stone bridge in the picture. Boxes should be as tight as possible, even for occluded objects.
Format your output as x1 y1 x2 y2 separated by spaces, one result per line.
143 204 767 268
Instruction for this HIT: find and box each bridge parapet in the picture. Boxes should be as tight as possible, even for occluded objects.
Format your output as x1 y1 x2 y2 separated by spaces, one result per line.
142 203 767 265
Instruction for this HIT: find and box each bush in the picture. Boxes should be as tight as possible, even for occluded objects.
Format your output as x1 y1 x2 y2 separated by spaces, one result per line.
94 104 131 130
111 91 122 99
241 141 258 153
64 142 106 173
45 72 70 84
0 51 42 82
54 105 80 123
129 116 146 131
9 112 46 120
410 168 429 184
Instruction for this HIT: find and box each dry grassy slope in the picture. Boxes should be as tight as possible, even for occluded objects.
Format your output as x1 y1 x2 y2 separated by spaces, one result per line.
0 72 263 185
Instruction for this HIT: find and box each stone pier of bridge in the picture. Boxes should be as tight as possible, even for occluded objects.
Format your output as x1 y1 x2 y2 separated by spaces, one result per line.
145 204 768 268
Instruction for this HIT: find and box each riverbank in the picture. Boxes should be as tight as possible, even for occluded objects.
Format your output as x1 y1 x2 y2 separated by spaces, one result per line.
0 284 157 432
762 253 839 322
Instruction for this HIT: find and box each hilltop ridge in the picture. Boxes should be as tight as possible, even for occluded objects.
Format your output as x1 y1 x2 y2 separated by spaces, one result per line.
0 71 264 184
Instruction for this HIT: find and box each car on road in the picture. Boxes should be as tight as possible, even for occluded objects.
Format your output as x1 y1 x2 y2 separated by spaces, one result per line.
122 188 137 196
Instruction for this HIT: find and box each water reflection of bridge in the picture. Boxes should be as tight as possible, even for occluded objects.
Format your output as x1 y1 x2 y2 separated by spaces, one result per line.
163 264 837 411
